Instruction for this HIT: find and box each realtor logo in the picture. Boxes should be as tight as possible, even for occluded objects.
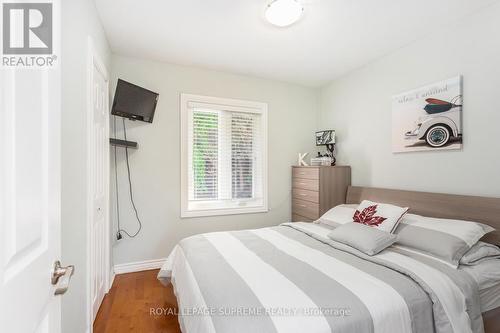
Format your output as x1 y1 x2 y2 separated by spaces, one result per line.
3 3 52 54
2 2 56 67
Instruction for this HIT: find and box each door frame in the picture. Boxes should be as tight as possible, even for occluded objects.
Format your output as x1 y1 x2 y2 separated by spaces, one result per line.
86 36 111 332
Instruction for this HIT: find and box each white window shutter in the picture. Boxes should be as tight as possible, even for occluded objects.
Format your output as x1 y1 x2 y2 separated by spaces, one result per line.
182 95 267 217
190 110 218 200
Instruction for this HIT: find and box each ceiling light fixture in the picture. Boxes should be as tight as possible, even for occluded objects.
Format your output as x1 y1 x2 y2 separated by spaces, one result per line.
265 0 304 28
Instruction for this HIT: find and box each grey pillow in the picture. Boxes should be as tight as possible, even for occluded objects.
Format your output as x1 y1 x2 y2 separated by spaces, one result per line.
395 214 495 267
460 241 500 266
327 223 397 256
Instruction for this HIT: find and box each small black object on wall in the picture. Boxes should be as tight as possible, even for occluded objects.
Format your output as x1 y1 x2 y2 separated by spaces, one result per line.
110 138 138 149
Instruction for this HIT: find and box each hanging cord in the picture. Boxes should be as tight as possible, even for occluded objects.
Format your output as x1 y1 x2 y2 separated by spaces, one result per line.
113 116 122 238
116 117 142 238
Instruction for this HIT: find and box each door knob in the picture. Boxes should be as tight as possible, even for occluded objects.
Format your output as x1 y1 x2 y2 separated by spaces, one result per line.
52 261 75 295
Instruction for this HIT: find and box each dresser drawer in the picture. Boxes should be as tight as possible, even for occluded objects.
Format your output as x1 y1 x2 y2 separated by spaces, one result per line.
292 178 319 191
290 165 351 225
292 214 314 222
293 168 319 180
292 199 319 220
292 188 319 203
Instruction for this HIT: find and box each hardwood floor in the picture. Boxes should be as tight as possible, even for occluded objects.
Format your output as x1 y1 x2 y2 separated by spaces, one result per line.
94 269 181 333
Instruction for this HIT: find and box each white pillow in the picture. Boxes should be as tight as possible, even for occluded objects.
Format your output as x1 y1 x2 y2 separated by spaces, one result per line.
316 204 357 227
353 200 408 233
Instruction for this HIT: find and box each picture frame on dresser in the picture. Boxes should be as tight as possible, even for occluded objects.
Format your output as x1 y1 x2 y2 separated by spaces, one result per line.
292 166 351 222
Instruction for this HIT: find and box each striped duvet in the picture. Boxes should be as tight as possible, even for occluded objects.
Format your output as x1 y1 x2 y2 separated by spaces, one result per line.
158 222 484 333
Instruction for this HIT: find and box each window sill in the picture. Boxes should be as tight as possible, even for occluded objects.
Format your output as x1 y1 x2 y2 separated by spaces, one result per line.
180 205 268 218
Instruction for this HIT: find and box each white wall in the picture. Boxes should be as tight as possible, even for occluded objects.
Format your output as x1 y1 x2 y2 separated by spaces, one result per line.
110 55 318 265
319 2 500 197
61 0 110 332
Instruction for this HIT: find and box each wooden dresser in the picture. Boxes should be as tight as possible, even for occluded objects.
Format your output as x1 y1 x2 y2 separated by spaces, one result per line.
292 166 351 222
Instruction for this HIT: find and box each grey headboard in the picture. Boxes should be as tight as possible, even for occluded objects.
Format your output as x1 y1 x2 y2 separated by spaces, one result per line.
346 186 500 246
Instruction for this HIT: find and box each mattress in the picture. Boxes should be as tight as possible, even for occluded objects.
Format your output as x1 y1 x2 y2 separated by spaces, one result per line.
159 222 485 333
479 283 500 313
460 258 500 313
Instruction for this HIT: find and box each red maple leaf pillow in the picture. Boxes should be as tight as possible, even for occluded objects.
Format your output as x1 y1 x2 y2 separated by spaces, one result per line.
353 205 387 227
353 200 409 233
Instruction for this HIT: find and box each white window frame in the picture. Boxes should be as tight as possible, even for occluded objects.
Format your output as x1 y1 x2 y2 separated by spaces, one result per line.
180 94 268 218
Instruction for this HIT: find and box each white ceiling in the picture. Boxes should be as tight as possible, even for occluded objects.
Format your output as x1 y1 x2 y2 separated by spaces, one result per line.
95 0 498 87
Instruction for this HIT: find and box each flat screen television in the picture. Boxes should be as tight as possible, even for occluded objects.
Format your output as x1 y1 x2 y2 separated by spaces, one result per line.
111 79 159 123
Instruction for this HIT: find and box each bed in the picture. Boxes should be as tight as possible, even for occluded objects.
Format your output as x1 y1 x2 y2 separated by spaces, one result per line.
158 186 500 333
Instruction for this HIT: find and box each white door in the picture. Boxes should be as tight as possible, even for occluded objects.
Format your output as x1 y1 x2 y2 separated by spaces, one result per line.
89 44 110 321
0 3 66 333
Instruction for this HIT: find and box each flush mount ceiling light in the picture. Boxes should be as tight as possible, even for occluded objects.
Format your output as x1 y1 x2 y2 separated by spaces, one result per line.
265 0 304 27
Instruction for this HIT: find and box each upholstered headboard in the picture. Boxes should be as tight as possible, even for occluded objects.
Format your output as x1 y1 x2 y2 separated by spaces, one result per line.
346 186 500 246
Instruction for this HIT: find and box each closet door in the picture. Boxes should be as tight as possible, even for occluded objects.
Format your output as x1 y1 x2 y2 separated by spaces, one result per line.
88 42 110 322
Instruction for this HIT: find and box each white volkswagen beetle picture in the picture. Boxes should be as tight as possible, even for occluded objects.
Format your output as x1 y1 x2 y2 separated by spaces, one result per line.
405 95 462 148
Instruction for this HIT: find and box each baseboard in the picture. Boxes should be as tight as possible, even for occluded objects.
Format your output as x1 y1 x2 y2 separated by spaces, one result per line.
108 269 115 291
113 258 166 275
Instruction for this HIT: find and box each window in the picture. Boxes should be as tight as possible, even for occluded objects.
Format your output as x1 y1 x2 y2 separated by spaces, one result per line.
181 94 268 217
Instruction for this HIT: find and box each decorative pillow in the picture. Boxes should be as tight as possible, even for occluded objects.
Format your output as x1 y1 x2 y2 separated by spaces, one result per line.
316 204 358 227
395 213 495 267
327 223 397 255
353 200 409 233
460 241 500 266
